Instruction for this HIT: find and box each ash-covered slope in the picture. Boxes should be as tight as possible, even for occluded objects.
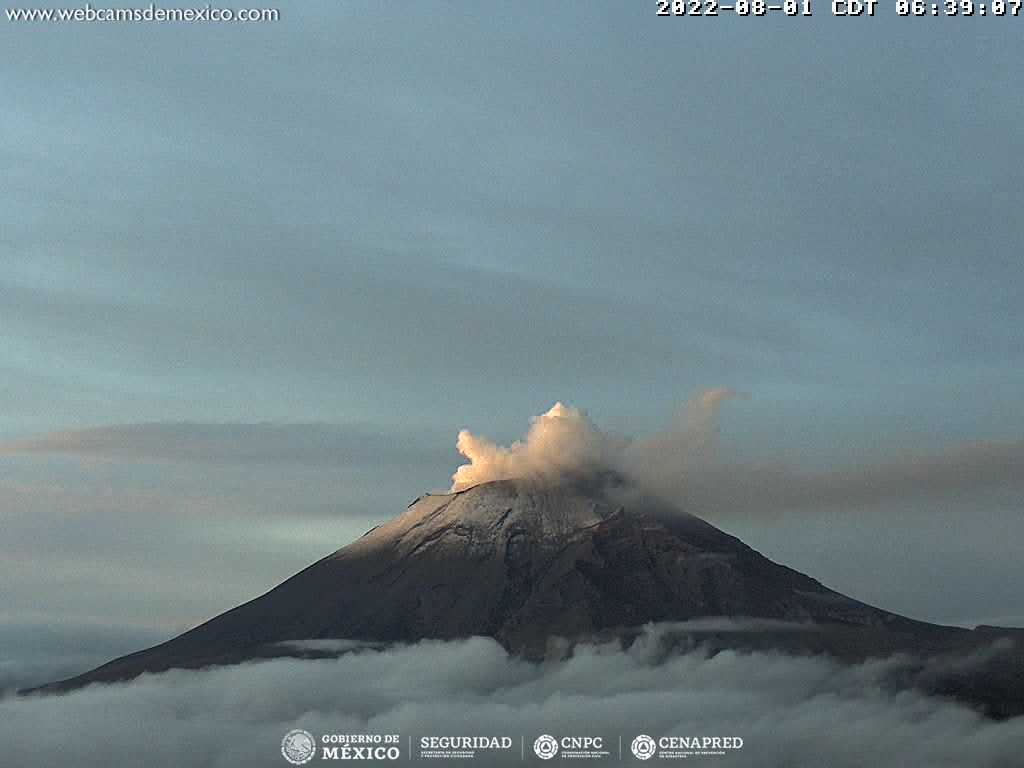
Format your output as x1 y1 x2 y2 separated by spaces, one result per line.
27 479 1024 712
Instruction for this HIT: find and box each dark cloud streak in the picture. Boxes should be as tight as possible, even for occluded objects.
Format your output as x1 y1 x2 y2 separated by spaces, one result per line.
645 439 1024 517
0 422 446 468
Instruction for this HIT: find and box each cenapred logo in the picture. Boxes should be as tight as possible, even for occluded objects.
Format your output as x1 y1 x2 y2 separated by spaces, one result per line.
281 729 317 765
533 734 559 760
631 734 657 761
632 734 744 760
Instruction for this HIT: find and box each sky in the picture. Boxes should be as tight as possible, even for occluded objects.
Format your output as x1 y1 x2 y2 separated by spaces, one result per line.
2 1 1024 698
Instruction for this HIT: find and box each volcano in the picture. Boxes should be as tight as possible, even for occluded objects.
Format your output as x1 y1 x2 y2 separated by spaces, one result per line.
26 478 1024 715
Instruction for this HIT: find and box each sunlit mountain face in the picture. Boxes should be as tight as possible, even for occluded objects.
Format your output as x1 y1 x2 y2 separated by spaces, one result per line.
26 477 1024 721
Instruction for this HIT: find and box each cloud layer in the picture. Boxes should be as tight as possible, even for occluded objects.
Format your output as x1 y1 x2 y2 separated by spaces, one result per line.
0 422 443 468
5 626 1023 768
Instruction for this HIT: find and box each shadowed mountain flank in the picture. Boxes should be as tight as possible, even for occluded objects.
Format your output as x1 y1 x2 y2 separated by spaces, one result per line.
26 479 1024 717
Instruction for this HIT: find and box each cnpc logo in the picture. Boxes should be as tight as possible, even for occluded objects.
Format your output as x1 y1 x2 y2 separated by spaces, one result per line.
533 735 558 760
533 734 605 759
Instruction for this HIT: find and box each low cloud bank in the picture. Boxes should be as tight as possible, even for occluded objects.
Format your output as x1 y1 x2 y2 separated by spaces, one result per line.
5 626 1023 767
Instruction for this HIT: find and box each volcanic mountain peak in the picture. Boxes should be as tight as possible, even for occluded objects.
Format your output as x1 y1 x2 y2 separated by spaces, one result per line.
26 479 1024 717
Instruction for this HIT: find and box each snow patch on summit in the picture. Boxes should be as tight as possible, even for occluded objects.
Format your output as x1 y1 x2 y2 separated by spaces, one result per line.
340 480 619 563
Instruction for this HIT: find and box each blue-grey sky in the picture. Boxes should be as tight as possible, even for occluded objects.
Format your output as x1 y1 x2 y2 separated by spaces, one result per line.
2 2 1023 686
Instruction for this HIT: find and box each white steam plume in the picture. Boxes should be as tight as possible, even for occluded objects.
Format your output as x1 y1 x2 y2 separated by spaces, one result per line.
451 402 627 491
450 391 1023 516
450 392 741 494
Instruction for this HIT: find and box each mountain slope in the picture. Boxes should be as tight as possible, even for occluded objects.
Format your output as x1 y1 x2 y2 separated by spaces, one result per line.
26 479 1023 714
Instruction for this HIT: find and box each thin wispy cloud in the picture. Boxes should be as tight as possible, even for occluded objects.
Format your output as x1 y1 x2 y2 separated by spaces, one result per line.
681 438 1024 515
0 422 444 468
